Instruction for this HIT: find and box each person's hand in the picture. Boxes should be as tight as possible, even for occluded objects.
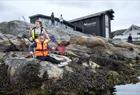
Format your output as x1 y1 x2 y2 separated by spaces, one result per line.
51 47 56 50
29 37 33 42
29 26 32 31
30 51 34 55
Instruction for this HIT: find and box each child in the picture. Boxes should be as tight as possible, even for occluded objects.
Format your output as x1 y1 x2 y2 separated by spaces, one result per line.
50 40 71 67
56 40 66 55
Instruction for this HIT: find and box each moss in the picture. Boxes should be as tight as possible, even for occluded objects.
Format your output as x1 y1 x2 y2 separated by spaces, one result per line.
16 63 42 94
106 71 120 87
0 64 11 95
43 64 108 95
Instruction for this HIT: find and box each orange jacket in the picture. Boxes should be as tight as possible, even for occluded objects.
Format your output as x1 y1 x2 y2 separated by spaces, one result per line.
34 39 49 56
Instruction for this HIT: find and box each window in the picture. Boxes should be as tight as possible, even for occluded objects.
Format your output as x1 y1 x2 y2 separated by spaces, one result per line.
137 33 140 35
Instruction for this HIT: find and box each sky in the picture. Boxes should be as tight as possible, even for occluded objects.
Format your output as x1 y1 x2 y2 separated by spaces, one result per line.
0 0 140 31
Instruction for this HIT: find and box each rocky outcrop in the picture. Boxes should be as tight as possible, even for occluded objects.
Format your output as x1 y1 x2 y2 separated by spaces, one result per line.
0 20 30 35
68 36 140 61
70 36 107 48
0 33 30 52
0 20 140 95
0 54 139 95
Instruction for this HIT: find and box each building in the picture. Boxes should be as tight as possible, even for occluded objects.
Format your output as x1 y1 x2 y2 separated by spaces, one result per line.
29 9 114 38
69 9 114 38
29 14 73 30
29 14 82 31
113 25 140 43
111 29 127 38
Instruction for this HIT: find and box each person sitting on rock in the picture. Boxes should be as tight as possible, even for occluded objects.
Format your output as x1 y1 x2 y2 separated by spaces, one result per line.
51 40 70 55
50 40 72 67
29 20 50 41
29 34 68 67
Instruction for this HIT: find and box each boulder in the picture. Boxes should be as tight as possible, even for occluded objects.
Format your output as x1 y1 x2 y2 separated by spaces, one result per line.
70 36 87 45
112 47 139 60
2 55 64 89
0 33 11 51
111 39 140 49
0 20 29 35
0 33 30 52
47 27 86 42
86 36 107 48
70 36 107 48
39 62 64 79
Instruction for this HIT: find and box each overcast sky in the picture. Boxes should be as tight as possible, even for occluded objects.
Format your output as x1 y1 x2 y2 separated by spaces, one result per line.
0 0 140 31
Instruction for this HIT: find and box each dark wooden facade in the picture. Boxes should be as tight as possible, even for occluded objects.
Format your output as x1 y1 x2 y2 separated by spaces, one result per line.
29 9 114 38
69 9 114 38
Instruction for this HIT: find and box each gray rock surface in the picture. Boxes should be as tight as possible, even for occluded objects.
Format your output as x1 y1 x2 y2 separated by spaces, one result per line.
0 20 29 35
0 20 140 95
0 33 30 52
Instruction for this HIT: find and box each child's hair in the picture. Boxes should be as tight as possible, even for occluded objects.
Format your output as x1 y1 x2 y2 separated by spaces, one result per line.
35 20 42 27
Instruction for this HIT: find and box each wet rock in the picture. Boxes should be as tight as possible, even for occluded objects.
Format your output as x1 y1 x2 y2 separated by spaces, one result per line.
0 64 10 94
16 62 42 94
106 71 120 87
46 64 108 95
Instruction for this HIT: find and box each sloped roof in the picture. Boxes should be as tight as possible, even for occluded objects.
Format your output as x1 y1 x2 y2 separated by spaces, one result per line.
69 9 114 23
111 29 126 37
123 24 140 34
112 25 140 37
29 14 49 18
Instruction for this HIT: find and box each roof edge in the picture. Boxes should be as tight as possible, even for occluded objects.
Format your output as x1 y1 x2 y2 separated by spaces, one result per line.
29 14 49 18
69 9 114 23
